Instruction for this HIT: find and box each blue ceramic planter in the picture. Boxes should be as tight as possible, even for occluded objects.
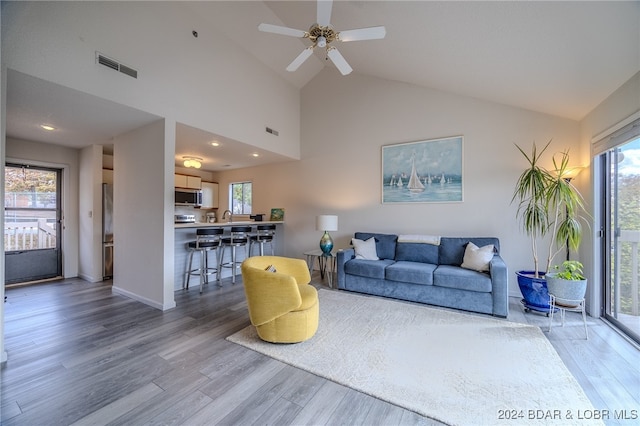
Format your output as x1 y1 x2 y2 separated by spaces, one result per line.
516 270 553 312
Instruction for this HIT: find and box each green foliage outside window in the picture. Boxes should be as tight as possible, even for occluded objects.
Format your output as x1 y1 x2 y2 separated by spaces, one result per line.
4 166 57 208
615 173 640 314
230 182 252 215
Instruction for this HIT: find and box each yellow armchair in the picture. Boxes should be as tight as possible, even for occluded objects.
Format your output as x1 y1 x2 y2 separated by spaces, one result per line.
240 256 319 343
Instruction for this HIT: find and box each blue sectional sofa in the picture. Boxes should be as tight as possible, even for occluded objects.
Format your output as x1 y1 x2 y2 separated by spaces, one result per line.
336 232 509 317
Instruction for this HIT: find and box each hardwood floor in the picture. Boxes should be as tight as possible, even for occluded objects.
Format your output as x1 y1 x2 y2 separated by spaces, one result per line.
1 275 638 425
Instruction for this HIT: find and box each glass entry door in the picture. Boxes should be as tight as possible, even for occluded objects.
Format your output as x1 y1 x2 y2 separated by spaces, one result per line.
602 137 640 344
4 164 62 284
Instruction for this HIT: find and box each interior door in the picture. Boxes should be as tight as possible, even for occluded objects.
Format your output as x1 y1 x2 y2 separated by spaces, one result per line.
4 164 62 284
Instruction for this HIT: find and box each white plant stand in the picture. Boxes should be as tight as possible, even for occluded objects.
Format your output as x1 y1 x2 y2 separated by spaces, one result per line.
548 294 588 339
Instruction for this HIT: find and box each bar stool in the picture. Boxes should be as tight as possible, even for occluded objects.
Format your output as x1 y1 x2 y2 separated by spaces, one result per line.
183 228 223 294
219 226 251 284
249 224 276 256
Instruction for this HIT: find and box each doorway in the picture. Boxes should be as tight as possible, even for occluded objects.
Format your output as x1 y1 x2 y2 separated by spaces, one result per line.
4 163 63 284
598 134 640 344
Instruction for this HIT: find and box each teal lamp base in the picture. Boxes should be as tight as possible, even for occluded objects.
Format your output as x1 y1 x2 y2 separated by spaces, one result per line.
319 231 334 255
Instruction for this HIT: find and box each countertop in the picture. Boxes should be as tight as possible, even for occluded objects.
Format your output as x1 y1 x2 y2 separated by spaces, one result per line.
174 220 283 229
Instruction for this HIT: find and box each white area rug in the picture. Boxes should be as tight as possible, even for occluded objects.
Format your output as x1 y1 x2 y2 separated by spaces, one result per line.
227 289 601 425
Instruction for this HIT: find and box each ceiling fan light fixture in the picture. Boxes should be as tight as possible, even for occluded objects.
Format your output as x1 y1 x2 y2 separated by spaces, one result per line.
183 156 203 169
258 0 385 76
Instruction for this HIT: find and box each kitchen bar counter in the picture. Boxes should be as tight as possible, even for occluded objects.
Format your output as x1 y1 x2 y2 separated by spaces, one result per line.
175 220 283 229
174 221 284 291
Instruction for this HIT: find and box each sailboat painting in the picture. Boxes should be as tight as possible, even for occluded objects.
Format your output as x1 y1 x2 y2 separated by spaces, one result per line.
382 136 463 203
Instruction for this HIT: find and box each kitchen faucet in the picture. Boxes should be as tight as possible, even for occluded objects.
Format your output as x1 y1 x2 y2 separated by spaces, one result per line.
222 209 233 223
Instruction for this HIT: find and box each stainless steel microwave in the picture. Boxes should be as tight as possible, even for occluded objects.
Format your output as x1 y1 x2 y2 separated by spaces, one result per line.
175 189 202 207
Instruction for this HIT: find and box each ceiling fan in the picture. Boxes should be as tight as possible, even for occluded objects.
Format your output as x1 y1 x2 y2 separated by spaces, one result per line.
258 0 386 75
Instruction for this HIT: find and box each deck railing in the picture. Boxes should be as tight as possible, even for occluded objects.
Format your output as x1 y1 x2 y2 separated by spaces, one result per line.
4 219 57 251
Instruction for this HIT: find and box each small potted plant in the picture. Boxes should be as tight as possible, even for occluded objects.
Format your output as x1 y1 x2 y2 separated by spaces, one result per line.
545 260 587 307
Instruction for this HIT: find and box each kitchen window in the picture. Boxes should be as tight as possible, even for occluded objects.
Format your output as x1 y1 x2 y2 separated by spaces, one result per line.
230 181 252 214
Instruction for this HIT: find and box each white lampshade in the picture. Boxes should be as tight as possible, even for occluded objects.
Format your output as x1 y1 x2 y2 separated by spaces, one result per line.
316 215 338 232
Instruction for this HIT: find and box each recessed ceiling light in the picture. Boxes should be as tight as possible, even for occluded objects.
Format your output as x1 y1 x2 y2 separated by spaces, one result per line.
211 141 220 147
40 124 56 131
252 153 259 157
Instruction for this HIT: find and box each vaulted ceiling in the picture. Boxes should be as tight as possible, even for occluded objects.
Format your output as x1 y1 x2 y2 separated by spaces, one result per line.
5 1 639 170
204 0 639 121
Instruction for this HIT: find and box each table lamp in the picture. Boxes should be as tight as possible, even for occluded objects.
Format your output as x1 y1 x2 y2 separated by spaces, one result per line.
316 215 338 255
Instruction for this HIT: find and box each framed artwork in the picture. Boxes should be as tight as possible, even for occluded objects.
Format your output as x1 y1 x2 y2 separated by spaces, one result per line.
382 136 463 203
270 208 285 221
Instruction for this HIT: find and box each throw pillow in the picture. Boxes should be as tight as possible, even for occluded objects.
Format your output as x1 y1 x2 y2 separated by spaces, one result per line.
352 237 379 260
461 242 494 272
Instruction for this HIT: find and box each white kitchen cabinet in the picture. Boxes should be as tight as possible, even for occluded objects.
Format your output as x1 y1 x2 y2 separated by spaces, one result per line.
174 174 187 188
187 176 201 189
174 174 201 189
201 182 219 208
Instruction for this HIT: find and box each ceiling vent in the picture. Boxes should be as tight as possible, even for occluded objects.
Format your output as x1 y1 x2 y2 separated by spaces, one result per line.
266 127 279 136
96 52 138 79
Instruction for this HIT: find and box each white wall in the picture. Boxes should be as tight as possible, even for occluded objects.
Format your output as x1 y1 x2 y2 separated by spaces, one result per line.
581 72 640 141
215 69 583 297
78 145 105 282
1 1 300 160
112 120 176 310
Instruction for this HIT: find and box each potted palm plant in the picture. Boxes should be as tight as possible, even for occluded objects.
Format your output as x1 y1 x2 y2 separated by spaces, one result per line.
512 140 588 313
545 260 587 308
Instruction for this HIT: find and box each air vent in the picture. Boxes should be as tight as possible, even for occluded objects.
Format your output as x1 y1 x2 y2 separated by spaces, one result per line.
97 54 119 71
96 52 138 79
119 64 138 79
266 127 279 136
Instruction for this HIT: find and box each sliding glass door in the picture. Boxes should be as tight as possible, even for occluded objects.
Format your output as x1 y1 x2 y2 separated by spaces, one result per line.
599 135 640 344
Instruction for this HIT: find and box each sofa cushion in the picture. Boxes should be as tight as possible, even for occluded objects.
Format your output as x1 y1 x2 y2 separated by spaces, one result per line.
395 242 439 264
344 259 395 280
439 237 500 266
461 242 494 272
355 232 397 260
433 265 492 293
386 261 436 286
352 237 379 260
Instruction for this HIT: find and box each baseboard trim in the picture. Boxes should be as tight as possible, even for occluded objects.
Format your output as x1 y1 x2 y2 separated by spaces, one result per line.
77 272 102 283
111 286 176 311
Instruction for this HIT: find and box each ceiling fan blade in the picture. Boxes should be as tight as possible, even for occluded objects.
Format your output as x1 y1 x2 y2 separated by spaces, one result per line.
326 47 353 75
338 26 387 42
258 23 307 38
317 0 333 27
287 47 314 72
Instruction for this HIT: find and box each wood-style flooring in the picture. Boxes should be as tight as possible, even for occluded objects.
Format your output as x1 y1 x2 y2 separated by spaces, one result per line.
1 274 638 425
